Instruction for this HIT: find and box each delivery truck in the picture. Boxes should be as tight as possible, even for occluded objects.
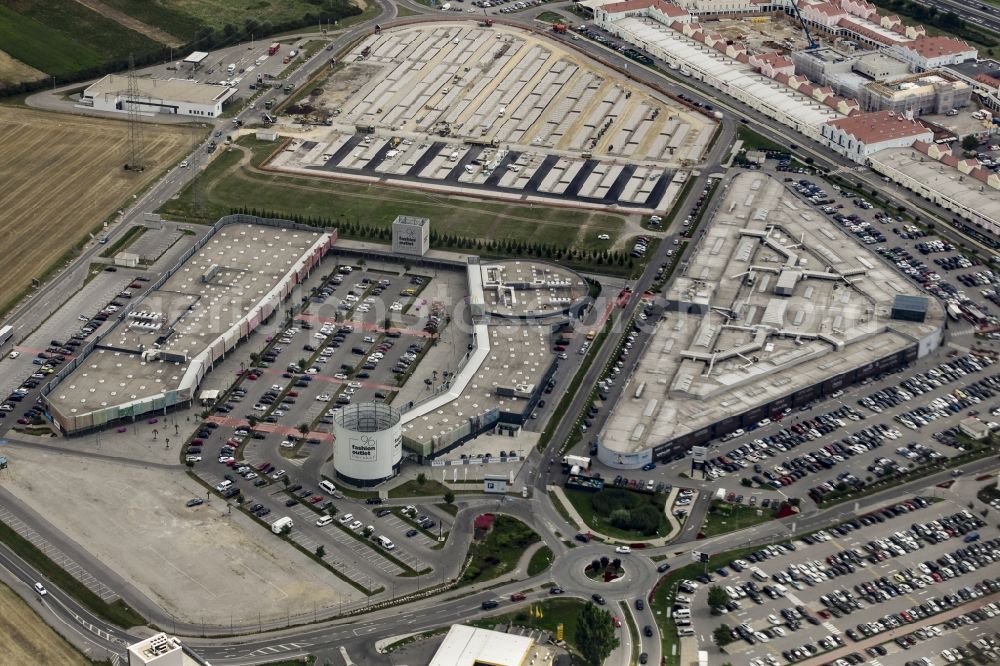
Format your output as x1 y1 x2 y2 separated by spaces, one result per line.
562 455 591 470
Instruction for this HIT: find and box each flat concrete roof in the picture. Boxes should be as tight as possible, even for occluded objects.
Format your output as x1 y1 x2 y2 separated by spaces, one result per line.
84 74 234 105
429 625 535 666
49 225 323 418
400 322 552 447
868 147 1000 226
480 260 589 318
600 172 944 454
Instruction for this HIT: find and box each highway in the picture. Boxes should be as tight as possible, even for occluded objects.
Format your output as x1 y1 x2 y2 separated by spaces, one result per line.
909 0 1000 35
2 1 1000 664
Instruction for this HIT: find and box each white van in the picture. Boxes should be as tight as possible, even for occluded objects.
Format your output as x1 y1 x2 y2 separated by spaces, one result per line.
677 627 695 636
316 515 334 527
271 516 293 534
752 568 769 582
377 535 395 550
319 480 337 494
675 595 691 605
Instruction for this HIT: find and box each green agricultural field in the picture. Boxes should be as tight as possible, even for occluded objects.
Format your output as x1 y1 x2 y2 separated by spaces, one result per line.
146 0 363 34
159 139 628 258
0 0 160 76
99 0 203 43
0 5 105 78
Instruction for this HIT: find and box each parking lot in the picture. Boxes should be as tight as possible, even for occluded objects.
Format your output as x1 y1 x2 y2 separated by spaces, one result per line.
180 256 471 585
0 268 157 430
678 495 1000 666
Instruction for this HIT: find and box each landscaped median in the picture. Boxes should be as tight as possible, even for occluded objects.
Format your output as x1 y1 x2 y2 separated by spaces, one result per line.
698 500 780 539
459 515 539 586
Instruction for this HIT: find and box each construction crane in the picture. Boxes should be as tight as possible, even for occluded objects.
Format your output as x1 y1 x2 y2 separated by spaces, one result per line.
789 0 819 50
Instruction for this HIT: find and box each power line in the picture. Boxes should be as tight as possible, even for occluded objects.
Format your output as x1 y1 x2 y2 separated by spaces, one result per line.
126 54 145 172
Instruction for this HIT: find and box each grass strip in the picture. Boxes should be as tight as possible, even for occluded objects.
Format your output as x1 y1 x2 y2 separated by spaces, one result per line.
527 545 554 576
0 521 145 628
619 600 641 665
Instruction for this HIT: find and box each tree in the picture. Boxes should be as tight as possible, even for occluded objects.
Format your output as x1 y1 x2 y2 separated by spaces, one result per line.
591 559 601 572
712 624 734 647
416 472 427 486
600 555 610 569
576 602 620 665
297 358 308 371
443 489 455 505
315 545 325 558
707 585 728 610
962 135 980 152
279 523 292 537
298 423 310 437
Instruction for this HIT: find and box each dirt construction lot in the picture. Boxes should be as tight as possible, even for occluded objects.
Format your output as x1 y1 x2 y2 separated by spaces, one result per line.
3 446 362 625
0 580 88 665
0 106 191 314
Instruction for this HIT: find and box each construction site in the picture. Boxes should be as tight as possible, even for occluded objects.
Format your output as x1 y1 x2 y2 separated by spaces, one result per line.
266 22 716 213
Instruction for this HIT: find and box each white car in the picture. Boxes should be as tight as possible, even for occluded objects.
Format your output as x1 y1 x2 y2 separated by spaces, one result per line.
349 520 363 531
34 582 47 596
185 455 202 462
615 546 631 554
333 373 348 380
179 160 189 168
598 234 611 240
279 440 296 448
8 351 19 359
317 394 331 401
348 381 363 389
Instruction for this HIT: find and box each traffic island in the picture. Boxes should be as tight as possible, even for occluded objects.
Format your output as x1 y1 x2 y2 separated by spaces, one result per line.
585 557 626 583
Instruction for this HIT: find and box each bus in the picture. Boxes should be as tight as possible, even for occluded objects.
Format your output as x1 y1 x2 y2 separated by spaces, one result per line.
0 325 12 347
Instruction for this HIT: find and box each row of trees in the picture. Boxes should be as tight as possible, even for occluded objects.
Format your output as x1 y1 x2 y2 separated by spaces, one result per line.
229 206 638 269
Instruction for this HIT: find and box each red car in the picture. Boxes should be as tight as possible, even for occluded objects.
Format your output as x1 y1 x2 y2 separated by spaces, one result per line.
287 391 299 397
309 495 323 504
510 593 526 601
257 461 272 471
553 345 566 352
612 616 622 628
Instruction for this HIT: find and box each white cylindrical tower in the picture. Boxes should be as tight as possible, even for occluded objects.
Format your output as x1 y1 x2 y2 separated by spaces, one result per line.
333 402 402 486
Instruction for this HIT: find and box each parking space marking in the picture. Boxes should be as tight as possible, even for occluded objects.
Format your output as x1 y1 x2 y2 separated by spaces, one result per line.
0 507 119 602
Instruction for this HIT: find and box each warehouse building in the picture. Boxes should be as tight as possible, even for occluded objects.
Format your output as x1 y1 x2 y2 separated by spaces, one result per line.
82 74 237 118
429 625 554 666
43 216 333 433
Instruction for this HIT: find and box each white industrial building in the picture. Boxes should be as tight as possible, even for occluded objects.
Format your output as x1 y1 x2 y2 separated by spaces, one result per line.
820 110 933 160
600 16 843 139
127 634 198 666
429 625 540 666
867 146 1000 235
82 74 237 118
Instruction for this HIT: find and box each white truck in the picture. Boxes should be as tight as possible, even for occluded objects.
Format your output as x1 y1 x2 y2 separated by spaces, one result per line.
271 516 293 534
562 455 591 470
226 63 236 75
714 488 726 501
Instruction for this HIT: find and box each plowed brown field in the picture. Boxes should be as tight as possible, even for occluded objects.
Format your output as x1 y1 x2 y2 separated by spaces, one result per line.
0 580 88 665
0 106 189 313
